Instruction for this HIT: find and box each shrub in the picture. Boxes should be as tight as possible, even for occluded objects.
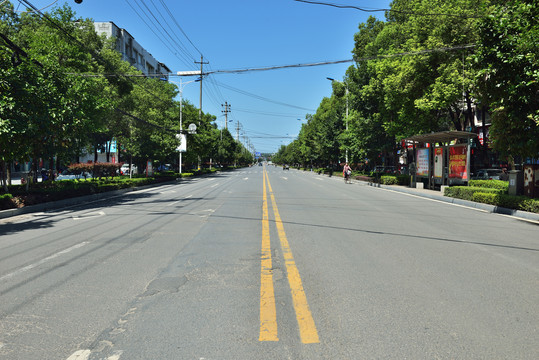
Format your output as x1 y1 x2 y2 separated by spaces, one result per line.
380 175 410 185
68 162 122 180
381 176 398 185
444 186 503 201
0 193 14 209
468 180 509 191
471 192 539 213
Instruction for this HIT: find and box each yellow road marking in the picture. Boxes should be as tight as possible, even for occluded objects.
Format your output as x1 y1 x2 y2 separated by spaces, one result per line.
265 171 320 344
259 168 278 341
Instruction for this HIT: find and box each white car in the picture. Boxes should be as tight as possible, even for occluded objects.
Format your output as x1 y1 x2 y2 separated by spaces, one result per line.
121 164 137 175
56 170 92 180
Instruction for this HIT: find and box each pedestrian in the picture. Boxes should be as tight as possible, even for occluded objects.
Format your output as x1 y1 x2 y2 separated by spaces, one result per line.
343 162 352 184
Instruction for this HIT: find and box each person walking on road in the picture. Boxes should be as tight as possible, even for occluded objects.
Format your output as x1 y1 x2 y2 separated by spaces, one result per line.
343 162 352 184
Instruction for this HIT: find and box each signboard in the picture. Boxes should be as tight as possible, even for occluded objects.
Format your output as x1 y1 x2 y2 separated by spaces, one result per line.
434 147 443 178
255 152 261 158
146 160 153 177
449 145 469 180
176 134 187 152
416 148 429 176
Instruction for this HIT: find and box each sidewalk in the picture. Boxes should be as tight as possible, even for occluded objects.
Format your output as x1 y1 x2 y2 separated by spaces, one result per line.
361 180 539 223
312 170 539 223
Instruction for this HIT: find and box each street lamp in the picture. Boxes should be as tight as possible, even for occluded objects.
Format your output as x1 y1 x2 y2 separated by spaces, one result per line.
169 77 200 174
327 77 349 162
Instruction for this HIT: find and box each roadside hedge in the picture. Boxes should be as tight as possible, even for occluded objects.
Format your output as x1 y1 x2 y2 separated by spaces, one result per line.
468 180 509 191
444 186 504 201
380 175 410 186
0 194 13 208
472 192 539 213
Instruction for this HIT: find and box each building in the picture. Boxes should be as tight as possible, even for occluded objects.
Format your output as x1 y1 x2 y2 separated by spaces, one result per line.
93 21 171 79
76 22 172 164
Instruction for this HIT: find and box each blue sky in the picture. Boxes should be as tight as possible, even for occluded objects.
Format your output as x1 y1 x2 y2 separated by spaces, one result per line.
20 0 391 153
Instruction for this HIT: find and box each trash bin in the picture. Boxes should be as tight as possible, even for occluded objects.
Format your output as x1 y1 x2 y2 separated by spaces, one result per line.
508 170 523 196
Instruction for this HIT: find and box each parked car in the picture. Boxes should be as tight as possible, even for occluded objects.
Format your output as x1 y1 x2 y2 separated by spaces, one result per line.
56 170 92 180
121 164 137 175
283 164 290 170
157 164 171 171
374 166 396 174
472 168 503 180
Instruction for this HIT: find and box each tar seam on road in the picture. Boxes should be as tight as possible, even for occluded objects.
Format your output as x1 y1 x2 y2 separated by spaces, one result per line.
264 169 320 344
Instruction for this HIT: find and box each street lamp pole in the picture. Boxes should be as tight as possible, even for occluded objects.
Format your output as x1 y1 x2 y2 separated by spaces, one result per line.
172 77 200 174
327 77 349 162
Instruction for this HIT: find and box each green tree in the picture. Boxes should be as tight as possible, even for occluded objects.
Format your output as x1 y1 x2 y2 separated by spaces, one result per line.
474 0 539 161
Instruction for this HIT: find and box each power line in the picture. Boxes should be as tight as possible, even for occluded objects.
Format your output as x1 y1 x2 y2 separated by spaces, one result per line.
15 0 181 134
293 0 487 19
157 0 203 57
211 79 315 112
123 0 196 70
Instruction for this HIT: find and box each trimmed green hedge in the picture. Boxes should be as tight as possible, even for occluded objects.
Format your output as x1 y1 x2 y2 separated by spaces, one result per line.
468 179 509 191
380 175 410 186
472 192 539 213
0 194 13 209
444 186 504 201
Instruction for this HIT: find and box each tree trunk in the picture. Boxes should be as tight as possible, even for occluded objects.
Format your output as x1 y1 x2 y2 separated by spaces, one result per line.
465 91 474 131
1 161 8 193
448 106 462 131
481 105 488 168
106 140 110 163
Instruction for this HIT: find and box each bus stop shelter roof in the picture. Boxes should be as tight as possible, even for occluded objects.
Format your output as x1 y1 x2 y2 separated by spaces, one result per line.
404 130 477 144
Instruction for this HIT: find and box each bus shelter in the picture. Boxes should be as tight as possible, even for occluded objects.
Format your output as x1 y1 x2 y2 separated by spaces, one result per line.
404 131 477 189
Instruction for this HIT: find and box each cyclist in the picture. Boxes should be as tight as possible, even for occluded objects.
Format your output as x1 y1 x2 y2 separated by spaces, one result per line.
343 162 352 184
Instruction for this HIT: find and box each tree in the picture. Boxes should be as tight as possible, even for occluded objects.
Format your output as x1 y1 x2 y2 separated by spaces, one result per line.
473 0 539 161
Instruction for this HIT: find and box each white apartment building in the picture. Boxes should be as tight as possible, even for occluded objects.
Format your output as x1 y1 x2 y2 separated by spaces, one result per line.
76 22 173 165
94 21 171 79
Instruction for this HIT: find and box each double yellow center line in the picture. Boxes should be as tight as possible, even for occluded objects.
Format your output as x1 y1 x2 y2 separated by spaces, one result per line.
259 168 319 344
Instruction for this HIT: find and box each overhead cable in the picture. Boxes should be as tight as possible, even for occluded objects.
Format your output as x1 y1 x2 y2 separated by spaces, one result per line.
293 0 487 18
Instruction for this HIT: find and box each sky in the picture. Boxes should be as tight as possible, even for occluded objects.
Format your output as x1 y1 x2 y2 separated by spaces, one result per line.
15 0 392 154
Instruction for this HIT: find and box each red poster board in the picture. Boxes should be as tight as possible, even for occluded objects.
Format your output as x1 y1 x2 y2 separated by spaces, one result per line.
449 145 468 180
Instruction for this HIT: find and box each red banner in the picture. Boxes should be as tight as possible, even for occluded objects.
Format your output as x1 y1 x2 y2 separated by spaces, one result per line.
449 146 468 180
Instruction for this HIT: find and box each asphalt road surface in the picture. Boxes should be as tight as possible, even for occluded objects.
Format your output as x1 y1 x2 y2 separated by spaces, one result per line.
0 166 537 359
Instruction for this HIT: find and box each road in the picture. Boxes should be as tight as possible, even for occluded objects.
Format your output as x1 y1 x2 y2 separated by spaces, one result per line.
0 166 537 359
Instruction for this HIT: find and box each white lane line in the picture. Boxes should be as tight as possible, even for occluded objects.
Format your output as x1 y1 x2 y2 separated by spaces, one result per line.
243 177 249 180
315 178 324 181
210 183 219 188
72 211 105 221
281 177 288 180
186 194 193 199
159 190 176 194
0 242 89 282
66 349 91 360
167 200 181 207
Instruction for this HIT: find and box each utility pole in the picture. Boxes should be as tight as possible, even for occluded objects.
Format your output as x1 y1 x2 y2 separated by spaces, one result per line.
221 102 231 130
236 120 240 142
195 55 209 122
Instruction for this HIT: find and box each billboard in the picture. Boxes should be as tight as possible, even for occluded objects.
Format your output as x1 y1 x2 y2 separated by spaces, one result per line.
434 147 443 178
416 148 429 176
449 145 469 180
